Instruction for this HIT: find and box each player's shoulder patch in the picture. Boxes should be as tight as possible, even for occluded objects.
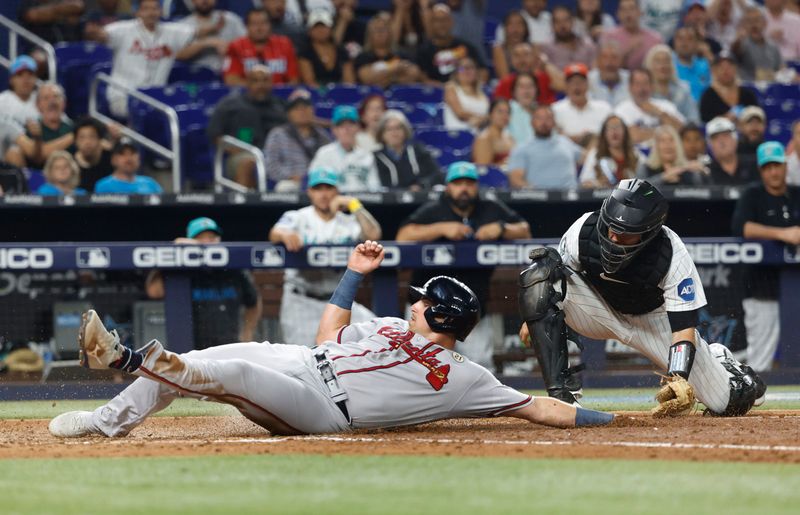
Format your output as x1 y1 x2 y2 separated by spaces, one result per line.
677 277 695 301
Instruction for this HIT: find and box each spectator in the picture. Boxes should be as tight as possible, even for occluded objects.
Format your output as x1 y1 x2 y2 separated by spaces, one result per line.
644 44 700 123
146 217 262 349
94 138 162 194
737 105 767 156
374 110 441 190
268 167 381 346
705 116 759 185
492 11 530 79
36 150 87 196
224 8 299 87
636 125 709 185
178 0 247 74
588 41 630 107
699 53 760 123
785 120 800 185
614 68 685 145
298 9 355 87
261 0 305 47
309 105 381 192
390 0 432 55
22 83 74 169
495 0 553 45
0 56 40 127
639 0 684 41
472 98 515 168
731 141 800 371
331 0 366 55
396 161 531 369
83 0 130 42
493 42 562 105
416 4 487 85
579 115 642 188
574 0 616 42
443 56 489 132
508 104 583 189
207 64 287 188
542 6 596 71
601 0 663 70
263 92 331 191
507 72 538 144
355 14 420 88
19 0 85 45
764 0 800 61
355 94 387 152
672 26 712 102
682 0 722 57
707 0 741 52
92 0 197 118
680 122 710 162
73 117 115 192
552 63 612 148
733 6 784 82
0 116 33 169
446 0 489 65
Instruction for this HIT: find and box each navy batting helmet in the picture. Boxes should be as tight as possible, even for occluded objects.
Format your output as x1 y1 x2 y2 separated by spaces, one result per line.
597 179 668 273
409 276 480 341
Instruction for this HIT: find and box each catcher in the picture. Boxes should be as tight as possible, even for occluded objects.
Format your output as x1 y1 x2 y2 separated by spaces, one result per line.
518 179 766 417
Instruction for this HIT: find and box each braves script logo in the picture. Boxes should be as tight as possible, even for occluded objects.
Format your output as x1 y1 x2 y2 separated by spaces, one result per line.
130 40 173 60
377 327 450 391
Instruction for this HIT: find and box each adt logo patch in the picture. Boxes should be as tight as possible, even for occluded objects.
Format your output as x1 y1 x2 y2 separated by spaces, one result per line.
422 245 455 266
677 277 695 301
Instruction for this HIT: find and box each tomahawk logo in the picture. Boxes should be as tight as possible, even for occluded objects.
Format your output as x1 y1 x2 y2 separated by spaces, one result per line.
251 246 285 267
77 248 110 268
422 245 455 266
677 277 695 301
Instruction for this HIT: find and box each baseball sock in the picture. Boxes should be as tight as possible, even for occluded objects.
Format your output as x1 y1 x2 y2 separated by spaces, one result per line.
575 407 615 427
109 347 143 373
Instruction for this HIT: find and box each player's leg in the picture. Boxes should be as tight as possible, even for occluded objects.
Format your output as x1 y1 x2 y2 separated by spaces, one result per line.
742 298 780 372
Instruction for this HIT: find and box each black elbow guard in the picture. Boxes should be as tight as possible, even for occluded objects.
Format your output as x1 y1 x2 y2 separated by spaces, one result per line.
667 341 696 379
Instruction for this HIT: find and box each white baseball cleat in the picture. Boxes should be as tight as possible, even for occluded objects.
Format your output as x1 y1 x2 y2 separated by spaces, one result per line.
49 411 101 438
79 310 124 369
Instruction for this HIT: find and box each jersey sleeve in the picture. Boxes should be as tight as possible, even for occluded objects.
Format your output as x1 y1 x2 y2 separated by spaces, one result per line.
104 20 127 50
661 227 707 312
273 209 300 232
558 212 591 271
167 23 196 51
453 367 533 418
336 317 406 344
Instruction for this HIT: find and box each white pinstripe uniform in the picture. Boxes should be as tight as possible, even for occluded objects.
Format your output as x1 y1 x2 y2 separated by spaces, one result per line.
558 212 732 413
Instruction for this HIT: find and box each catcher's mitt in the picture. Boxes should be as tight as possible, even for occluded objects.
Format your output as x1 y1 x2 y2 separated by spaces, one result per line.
651 375 695 417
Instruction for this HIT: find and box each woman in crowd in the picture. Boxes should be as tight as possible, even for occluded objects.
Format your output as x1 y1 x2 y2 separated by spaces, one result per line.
390 0 431 56
636 125 709 185
699 54 760 123
574 0 616 41
443 56 489 132
356 93 387 152
472 98 515 168
373 109 441 190
355 14 420 88
298 10 355 88
508 72 538 144
492 11 531 79
644 44 699 123
37 150 87 196
579 115 642 188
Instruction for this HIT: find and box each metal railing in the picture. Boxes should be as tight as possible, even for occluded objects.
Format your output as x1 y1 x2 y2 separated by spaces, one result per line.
0 14 56 81
214 135 268 193
89 73 184 193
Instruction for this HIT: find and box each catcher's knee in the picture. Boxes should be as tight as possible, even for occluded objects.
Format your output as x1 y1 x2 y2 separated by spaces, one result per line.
518 247 566 323
707 345 766 417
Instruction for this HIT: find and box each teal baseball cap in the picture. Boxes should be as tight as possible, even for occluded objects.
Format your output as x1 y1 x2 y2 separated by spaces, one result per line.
10 55 36 75
332 105 359 125
307 167 339 188
757 141 786 167
186 217 222 238
445 161 479 183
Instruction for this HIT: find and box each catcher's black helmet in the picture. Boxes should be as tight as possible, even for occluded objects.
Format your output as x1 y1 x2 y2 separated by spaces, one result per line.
597 179 668 273
409 276 480 341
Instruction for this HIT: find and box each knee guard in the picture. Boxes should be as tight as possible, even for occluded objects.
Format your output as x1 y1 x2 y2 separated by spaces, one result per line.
518 248 581 404
707 344 767 417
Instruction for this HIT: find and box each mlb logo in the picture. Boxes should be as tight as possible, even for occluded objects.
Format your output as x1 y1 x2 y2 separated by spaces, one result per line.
252 246 285 267
784 245 800 263
77 247 110 268
422 245 455 266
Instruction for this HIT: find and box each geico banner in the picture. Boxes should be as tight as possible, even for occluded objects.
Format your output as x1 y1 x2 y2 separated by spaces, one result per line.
476 243 547 266
0 248 54 269
306 245 401 267
132 246 229 268
684 242 763 265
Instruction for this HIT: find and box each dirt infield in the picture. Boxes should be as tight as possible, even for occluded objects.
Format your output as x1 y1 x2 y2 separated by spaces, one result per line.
1 411 799 463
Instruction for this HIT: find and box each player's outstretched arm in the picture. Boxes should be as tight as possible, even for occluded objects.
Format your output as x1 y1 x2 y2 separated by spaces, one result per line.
506 398 615 428
315 241 385 345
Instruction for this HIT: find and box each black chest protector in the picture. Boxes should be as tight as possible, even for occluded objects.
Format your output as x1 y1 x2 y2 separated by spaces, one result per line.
578 211 673 315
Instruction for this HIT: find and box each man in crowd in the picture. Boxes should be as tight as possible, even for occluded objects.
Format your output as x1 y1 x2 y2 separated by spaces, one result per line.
396 161 531 369
731 141 800 372
542 6 596 71
508 104 583 189
268 167 381 345
705 116 758 186
493 42 562 105
178 0 247 74
0 56 40 127
733 6 784 82
737 106 767 157
614 68 685 145
94 138 162 194
224 8 299 86
552 63 612 148
207 64 287 188
672 26 711 102
495 0 553 45
601 0 663 70
21 83 73 169
72 117 117 191
764 0 800 62
19 0 85 45
145 216 262 349
416 4 488 85
588 41 630 107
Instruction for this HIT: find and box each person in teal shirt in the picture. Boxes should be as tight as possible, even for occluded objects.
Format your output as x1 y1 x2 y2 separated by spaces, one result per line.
36 150 88 196
94 138 163 194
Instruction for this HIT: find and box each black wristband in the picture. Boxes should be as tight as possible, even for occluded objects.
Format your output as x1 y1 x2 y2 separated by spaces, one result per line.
667 341 696 379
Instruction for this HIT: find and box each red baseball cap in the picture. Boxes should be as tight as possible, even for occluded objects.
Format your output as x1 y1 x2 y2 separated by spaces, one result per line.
564 63 589 79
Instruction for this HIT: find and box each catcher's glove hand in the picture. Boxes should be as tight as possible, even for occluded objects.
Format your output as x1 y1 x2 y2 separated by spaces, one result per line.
651 374 695 417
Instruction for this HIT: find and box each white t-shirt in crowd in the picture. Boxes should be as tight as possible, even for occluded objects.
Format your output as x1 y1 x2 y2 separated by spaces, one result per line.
309 142 381 193
178 10 246 72
0 90 38 126
614 97 685 130
552 98 613 139
444 83 489 133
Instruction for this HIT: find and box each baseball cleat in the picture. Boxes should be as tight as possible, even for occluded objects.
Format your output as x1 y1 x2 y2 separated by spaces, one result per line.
49 411 101 438
78 310 124 369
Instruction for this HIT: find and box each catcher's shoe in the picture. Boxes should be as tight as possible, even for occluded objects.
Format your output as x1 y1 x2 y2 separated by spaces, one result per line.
550 387 582 407
79 310 125 369
49 411 102 438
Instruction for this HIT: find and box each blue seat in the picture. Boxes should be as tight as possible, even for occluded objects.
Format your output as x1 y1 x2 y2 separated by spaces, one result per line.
323 84 382 106
168 62 218 84
389 85 444 104
765 83 798 101
416 129 474 154
195 83 232 107
87 62 114 117
484 18 499 44
767 119 793 144
182 125 214 186
315 104 334 121
477 165 509 189
24 168 45 192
